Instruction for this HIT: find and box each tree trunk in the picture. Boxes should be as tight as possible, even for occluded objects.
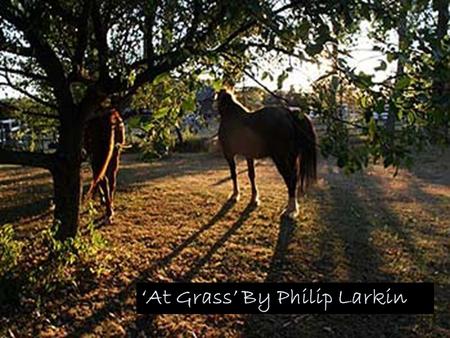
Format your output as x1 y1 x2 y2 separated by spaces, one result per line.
388 0 408 139
51 155 82 240
435 0 449 41
51 113 84 240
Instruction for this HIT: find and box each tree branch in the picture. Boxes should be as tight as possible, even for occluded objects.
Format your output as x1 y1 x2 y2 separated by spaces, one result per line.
68 1 93 84
210 20 256 54
0 75 57 109
22 110 59 119
0 66 48 82
0 35 34 57
1 1 74 110
91 0 109 85
143 0 158 65
245 42 310 61
42 0 78 26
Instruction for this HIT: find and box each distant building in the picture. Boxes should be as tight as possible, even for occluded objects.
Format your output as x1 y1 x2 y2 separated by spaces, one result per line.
0 118 21 147
180 86 218 137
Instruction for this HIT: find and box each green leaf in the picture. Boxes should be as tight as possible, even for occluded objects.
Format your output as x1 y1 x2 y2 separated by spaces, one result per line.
305 43 324 56
395 76 411 90
211 79 223 91
374 60 387 71
386 52 397 63
317 24 331 44
153 73 170 85
331 76 340 91
152 106 170 119
128 70 136 86
355 72 373 89
277 71 289 89
297 21 311 37
181 96 196 112
127 116 141 129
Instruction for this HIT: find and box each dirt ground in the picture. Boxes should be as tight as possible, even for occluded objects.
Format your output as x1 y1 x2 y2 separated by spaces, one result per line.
0 147 449 337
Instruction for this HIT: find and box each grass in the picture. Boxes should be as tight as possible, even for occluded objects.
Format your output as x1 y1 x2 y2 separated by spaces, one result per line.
0 148 449 337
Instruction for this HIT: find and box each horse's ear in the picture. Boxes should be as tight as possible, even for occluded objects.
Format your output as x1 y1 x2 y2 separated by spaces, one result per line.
223 83 234 93
216 89 229 102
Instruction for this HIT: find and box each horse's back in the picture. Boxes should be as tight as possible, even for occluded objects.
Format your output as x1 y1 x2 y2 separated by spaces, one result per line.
249 106 294 130
247 106 298 144
219 106 297 158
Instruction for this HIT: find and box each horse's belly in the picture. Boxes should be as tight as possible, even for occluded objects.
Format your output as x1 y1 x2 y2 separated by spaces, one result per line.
229 128 268 158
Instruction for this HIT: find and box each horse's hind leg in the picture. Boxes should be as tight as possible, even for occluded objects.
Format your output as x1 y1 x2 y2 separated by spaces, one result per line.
105 150 120 224
98 179 108 205
273 155 299 218
247 158 259 206
225 154 240 202
99 177 113 224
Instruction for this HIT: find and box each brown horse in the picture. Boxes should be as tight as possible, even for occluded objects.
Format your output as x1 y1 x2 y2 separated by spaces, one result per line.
84 108 125 224
217 89 317 218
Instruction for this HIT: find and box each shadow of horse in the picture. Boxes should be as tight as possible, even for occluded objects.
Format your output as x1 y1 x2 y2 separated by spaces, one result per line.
176 202 257 282
265 216 297 283
242 169 438 338
65 199 256 336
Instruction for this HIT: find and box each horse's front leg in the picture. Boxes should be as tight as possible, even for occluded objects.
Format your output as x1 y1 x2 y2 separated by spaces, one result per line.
247 158 260 206
225 154 240 202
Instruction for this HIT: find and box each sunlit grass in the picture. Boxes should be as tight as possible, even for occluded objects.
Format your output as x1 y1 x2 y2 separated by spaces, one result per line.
0 149 449 337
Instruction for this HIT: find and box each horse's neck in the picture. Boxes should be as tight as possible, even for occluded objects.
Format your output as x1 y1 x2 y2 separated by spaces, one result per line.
224 101 248 118
219 98 250 127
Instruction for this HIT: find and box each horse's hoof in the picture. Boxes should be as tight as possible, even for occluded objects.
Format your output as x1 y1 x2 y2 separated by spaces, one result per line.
281 208 298 219
250 197 260 207
229 193 240 203
104 215 114 225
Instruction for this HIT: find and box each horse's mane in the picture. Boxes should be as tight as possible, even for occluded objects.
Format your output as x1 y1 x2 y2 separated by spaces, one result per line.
217 89 248 114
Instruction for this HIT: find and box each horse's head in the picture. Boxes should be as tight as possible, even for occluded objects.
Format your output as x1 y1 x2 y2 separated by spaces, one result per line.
215 89 235 116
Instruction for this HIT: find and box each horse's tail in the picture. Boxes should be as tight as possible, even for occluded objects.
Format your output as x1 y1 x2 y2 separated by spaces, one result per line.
294 112 317 193
84 129 115 202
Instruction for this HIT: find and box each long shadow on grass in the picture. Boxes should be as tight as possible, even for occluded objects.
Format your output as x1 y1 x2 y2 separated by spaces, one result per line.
0 197 52 226
0 171 49 187
140 199 236 280
130 203 257 336
296 172 436 338
177 202 257 282
66 198 236 337
117 153 229 191
242 216 302 338
407 147 450 186
243 170 435 337
0 171 53 228
265 216 297 283
316 175 394 283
